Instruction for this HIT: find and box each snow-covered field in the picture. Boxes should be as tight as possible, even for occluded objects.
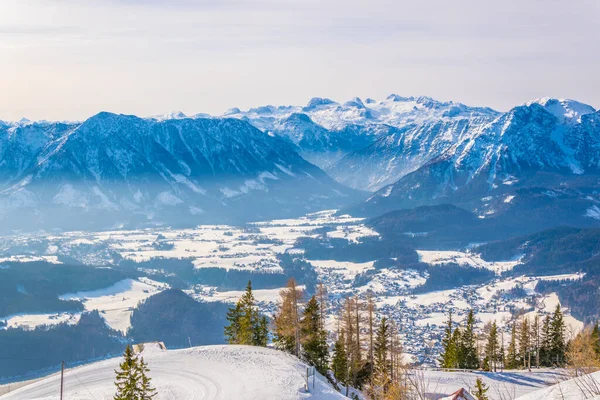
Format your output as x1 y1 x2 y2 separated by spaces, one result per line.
417 250 522 274
0 345 345 400
0 312 80 330
59 278 168 333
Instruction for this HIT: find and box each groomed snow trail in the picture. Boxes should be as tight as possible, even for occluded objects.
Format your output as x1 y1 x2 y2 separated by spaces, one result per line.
0 345 345 400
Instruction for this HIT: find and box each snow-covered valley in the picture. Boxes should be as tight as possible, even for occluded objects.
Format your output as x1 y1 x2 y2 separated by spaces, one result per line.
0 210 586 368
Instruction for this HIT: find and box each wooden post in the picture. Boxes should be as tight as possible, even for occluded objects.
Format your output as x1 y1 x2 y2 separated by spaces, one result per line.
305 367 309 392
60 361 65 400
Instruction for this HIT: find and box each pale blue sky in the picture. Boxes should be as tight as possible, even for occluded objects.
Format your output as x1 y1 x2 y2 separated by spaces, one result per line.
1 0 599 121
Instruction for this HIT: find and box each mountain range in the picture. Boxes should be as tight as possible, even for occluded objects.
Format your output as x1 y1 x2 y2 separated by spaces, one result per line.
2 95 599 232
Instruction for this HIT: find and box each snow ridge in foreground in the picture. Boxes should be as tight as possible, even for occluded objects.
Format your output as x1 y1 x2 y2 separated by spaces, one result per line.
0 345 345 400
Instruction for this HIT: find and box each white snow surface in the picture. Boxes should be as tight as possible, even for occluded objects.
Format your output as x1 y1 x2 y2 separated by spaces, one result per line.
59 278 168 333
417 250 522 274
0 345 346 400
516 370 600 400
0 312 80 330
422 369 568 400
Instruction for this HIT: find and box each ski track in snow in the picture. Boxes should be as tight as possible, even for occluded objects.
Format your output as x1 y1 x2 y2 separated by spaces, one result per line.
0 345 345 400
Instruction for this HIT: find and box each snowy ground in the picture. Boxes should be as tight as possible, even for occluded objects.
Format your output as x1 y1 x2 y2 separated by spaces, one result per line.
423 368 568 399
516 370 600 400
416 250 522 274
0 345 572 400
59 278 168 333
0 345 346 400
0 312 80 330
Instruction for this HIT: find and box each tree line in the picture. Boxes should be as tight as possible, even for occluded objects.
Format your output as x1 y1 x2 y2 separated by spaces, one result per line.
439 305 570 371
222 279 600 399
223 278 418 399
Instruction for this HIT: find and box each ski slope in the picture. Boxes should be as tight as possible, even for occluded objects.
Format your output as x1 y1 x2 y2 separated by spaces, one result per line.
0 345 345 400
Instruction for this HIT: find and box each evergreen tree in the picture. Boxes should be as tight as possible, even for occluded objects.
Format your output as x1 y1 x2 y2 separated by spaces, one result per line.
506 322 519 369
300 296 329 373
114 346 140 400
439 311 457 368
473 377 489 400
485 321 499 372
592 322 600 357
136 357 157 400
549 305 566 365
461 310 479 369
238 280 258 345
532 314 541 368
371 317 391 397
224 281 268 346
451 327 462 369
254 315 269 347
224 302 242 344
332 330 349 386
519 317 530 370
540 315 552 366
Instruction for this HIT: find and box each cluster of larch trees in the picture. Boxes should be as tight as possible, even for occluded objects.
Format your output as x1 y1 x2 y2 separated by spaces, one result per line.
439 305 568 371
272 279 409 399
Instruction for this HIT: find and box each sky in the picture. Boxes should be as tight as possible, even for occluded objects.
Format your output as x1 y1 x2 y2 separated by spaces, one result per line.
1 0 599 121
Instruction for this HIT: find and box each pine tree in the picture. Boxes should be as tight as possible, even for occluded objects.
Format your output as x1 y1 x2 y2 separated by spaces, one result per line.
332 330 349 386
300 296 329 373
224 302 242 344
439 310 457 368
461 310 479 369
519 317 530 370
506 322 519 369
254 315 269 347
532 314 541 368
136 357 157 400
238 280 258 345
371 317 391 397
485 321 499 372
114 345 141 400
224 280 269 346
540 314 552 366
473 377 489 400
451 327 462 369
592 322 600 357
550 305 566 365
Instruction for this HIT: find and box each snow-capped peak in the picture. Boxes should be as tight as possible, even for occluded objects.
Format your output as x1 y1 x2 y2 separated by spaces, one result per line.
526 98 596 123
149 111 188 121
343 97 366 109
386 94 414 102
303 97 338 111
224 107 241 115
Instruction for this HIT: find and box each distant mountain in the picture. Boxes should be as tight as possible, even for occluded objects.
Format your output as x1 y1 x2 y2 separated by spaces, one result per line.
224 95 500 180
0 113 362 231
355 99 600 223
